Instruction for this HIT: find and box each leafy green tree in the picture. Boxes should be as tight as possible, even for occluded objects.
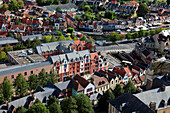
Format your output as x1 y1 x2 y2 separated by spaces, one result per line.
49 69 58 84
28 74 38 91
75 15 82 21
84 5 90 12
105 11 116 20
14 74 28 96
15 42 27 50
137 3 150 17
48 102 63 113
50 35 56 42
31 42 37 49
168 0 170 5
75 93 94 113
25 38 32 48
33 36 41 46
98 90 114 111
27 101 50 113
126 32 132 39
38 69 49 87
79 2 88 11
47 96 59 106
145 31 150 37
29 17 33 20
67 28 74 34
4 43 13 52
0 50 8 62
61 97 78 113
113 84 124 97
150 29 155 36
123 81 136 94
58 35 66 41
1 3 8 10
56 6 61 11
8 0 19 11
109 32 120 42
153 0 158 4
7 33 14 37
1 77 13 101
132 32 139 39
80 35 87 41
54 0 59 4
37 0 46 6
18 0 24 9
15 106 27 113
15 19 21 25
61 0 70 4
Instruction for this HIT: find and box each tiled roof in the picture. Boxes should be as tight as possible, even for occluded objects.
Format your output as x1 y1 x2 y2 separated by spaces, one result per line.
92 75 109 88
11 25 25 30
45 3 77 11
90 53 98 59
112 67 126 77
123 67 131 76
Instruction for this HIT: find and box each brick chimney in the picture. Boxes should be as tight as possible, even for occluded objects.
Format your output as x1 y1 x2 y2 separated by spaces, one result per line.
20 33 23 42
149 102 156 112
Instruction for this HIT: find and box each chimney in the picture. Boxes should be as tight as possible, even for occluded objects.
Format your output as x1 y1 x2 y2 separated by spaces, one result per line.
160 85 166 91
149 102 156 112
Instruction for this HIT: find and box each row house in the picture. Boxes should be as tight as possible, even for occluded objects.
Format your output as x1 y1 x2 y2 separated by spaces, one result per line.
10 25 26 33
65 13 76 29
49 50 108 82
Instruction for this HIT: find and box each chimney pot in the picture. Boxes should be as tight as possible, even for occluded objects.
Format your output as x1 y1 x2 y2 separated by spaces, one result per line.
149 102 156 112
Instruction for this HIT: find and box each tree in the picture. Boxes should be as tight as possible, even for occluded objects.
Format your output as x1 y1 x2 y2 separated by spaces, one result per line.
14 74 28 96
150 29 155 36
137 3 150 17
67 28 74 35
123 81 136 94
50 35 56 42
84 5 90 12
126 32 132 39
15 42 27 50
27 101 50 113
1 77 13 101
79 2 88 11
75 15 82 21
28 74 38 91
88 36 93 43
15 19 21 25
132 32 139 39
47 96 59 106
18 0 24 9
61 0 70 4
98 90 114 111
80 35 87 41
4 43 13 52
1 3 8 10
113 84 124 98
15 106 27 113
48 102 63 113
75 93 94 113
109 32 120 42
105 11 116 20
38 69 49 87
153 0 158 4
57 35 66 41
168 0 170 5
8 0 19 11
56 6 61 11
33 36 41 46
61 97 78 113
0 50 8 62
48 69 58 84
7 32 14 37
25 38 32 48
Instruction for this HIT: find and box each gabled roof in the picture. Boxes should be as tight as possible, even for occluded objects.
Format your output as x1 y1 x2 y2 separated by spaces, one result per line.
90 53 99 59
108 93 154 113
112 67 126 77
10 25 25 31
72 75 89 91
92 75 109 88
123 67 131 76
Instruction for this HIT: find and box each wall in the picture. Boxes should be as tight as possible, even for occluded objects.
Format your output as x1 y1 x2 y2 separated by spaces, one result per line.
0 64 53 84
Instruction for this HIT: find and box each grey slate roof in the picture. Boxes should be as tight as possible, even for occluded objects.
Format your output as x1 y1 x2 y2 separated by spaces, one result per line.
45 3 77 11
108 93 154 113
77 50 90 60
22 34 42 41
134 86 170 110
0 37 18 45
54 80 72 91
66 52 80 62
0 61 52 76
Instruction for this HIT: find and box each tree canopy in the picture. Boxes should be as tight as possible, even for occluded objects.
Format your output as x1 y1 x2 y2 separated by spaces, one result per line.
113 84 124 97
15 106 27 113
48 102 62 113
28 74 38 91
98 90 114 111
123 81 136 94
75 93 94 113
38 69 49 87
14 74 28 96
61 97 78 113
1 77 13 101
137 3 150 17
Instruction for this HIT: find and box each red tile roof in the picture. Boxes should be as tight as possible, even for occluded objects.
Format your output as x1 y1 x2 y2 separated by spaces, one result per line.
92 75 109 88
130 1 138 4
11 25 25 30
124 67 131 76
112 67 126 77
0 31 7 36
